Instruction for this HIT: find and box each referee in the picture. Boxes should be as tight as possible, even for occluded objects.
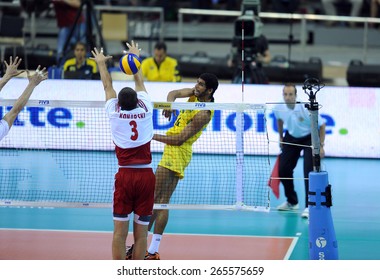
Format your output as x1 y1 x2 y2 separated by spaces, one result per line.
274 83 326 219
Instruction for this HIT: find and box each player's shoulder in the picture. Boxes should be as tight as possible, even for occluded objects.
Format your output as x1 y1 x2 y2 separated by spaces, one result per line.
63 57 75 67
167 56 178 64
105 97 118 108
141 56 155 65
274 103 285 110
137 90 149 97
187 95 197 102
137 90 152 104
296 103 308 111
86 58 97 67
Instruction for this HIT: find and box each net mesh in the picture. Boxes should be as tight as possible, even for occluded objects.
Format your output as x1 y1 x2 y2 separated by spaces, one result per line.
0 100 271 211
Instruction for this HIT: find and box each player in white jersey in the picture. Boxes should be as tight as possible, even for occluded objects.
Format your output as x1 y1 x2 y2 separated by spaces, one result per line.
274 83 326 219
90 41 155 260
0 57 47 142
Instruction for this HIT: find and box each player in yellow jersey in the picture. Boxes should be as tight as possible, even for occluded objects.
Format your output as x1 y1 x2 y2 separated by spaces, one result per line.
145 73 218 260
141 42 181 82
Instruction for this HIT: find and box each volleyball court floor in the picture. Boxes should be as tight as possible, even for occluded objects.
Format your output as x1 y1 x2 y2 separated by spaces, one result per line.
0 156 379 260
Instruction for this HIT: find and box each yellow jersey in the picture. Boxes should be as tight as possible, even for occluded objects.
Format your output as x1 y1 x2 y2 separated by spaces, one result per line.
141 56 181 82
158 96 214 178
166 96 214 149
63 58 98 73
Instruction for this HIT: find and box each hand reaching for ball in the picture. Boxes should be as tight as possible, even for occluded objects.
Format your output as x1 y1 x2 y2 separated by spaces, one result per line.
124 40 141 57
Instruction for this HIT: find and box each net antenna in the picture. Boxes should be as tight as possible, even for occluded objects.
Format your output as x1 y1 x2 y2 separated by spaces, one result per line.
302 77 324 172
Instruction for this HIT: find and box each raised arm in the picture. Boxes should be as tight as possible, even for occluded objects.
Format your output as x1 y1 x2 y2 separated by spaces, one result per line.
3 66 47 128
167 88 194 102
90 47 116 101
134 68 146 92
124 41 146 93
153 110 211 146
0 56 24 92
162 88 195 121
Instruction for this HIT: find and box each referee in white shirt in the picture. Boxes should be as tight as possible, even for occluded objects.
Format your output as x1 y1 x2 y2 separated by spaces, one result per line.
274 83 326 219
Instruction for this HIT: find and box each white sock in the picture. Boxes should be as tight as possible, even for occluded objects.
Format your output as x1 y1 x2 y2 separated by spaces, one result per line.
148 234 162 254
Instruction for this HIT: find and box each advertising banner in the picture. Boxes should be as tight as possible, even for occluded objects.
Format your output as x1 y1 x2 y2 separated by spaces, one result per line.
0 79 379 158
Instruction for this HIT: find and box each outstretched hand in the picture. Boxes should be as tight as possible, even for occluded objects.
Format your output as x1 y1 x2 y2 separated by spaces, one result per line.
27 65 48 85
90 47 113 64
4 56 25 78
162 109 178 121
123 40 141 57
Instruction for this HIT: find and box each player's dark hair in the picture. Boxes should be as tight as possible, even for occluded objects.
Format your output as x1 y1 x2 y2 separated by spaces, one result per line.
200 73 219 102
118 87 138 111
283 82 297 95
154 41 167 52
74 41 86 50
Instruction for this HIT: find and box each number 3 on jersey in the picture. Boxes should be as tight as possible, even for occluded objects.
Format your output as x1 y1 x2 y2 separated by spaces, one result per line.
129 120 138 140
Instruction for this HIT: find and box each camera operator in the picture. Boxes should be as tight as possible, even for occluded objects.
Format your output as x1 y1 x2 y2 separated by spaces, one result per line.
227 5 271 84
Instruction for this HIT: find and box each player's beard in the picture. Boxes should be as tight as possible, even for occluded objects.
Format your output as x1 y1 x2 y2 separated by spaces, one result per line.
194 89 209 101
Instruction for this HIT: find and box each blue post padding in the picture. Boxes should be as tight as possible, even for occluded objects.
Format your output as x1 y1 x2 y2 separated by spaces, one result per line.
308 171 339 260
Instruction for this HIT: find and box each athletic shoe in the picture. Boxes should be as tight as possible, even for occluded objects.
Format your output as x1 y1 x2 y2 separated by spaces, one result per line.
125 244 134 260
277 201 299 211
145 252 160 260
125 244 149 260
301 208 309 219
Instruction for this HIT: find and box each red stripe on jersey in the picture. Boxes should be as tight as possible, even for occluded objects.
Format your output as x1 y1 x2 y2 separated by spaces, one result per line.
115 141 152 166
138 99 148 112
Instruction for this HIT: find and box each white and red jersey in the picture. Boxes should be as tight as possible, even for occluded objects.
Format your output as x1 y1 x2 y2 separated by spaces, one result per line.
0 119 9 142
105 91 153 166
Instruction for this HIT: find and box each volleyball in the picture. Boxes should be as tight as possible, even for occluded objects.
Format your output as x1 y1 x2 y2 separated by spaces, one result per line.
119 53 141 75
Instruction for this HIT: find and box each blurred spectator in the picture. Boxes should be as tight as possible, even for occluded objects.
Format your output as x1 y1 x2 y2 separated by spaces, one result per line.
190 0 240 21
271 0 300 13
190 0 212 22
52 0 86 64
228 33 271 84
321 0 363 26
141 42 181 82
192 0 212 9
63 42 98 79
370 0 380 27
93 0 138 4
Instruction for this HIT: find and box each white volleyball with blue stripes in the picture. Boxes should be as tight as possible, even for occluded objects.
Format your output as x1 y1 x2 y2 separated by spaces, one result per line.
119 53 141 75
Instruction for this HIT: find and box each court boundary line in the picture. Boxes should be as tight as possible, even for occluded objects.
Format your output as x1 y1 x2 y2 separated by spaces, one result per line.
0 227 299 240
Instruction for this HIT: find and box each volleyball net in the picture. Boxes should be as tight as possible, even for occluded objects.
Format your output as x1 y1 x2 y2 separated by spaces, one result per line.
0 100 271 211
